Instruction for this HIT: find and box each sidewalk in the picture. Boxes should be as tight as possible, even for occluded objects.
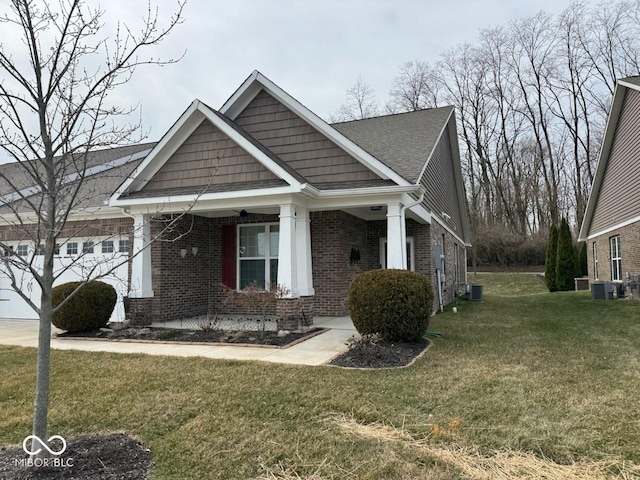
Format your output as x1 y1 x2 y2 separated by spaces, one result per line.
0 317 356 366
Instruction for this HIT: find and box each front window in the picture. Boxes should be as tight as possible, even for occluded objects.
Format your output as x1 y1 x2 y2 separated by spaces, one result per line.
238 224 279 289
119 239 130 253
610 236 621 281
67 242 78 255
592 242 598 280
16 244 28 257
83 241 94 254
102 240 114 254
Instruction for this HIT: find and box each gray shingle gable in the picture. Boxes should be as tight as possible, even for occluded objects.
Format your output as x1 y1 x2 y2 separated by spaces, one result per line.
331 107 454 184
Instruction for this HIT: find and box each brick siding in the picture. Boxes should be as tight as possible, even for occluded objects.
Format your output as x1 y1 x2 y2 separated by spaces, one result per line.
129 210 466 323
586 222 640 283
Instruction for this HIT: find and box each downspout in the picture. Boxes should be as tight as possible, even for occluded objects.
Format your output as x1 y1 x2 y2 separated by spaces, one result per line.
400 192 425 269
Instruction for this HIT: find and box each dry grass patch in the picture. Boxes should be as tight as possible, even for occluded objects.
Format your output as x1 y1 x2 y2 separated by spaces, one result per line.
335 415 640 480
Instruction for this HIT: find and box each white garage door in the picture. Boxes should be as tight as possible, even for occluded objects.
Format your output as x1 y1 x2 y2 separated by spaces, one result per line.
0 237 129 324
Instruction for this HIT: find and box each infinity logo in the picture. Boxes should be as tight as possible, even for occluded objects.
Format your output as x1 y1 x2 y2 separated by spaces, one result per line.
22 435 67 456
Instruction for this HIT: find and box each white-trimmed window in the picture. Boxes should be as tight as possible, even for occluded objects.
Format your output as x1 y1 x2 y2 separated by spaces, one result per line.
16 244 28 257
67 242 78 255
119 239 129 253
102 240 114 254
83 241 94 254
592 242 598 280
35 244 45 255
238 224 279 289
610 236 621 281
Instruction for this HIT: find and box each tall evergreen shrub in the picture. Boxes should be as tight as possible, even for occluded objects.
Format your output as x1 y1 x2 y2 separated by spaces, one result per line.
555 218 578 291
545 224 558 292
579 242 588 277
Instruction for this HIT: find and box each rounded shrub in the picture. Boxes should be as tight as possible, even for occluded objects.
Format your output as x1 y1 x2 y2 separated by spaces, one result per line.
52 281 117 332
348 269 433 342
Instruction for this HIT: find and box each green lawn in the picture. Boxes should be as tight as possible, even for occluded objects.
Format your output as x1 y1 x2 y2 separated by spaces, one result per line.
1 273 639 479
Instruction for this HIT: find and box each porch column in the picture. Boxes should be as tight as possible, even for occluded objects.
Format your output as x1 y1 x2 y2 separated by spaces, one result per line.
386 202 405 269
277 203 298 298
295 206 314 296
129 214 154 298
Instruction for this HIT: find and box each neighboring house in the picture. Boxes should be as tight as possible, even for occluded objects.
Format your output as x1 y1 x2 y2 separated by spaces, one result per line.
0 144 154 323
0 70 471 325
579 76 640 285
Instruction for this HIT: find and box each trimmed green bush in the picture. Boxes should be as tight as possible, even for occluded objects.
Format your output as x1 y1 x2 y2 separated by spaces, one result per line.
52 281 117 332
348 269 433 342
545 224 558 292
556 218 578 291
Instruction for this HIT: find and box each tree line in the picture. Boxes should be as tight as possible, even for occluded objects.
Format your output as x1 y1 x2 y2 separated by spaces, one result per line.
332 1 640 267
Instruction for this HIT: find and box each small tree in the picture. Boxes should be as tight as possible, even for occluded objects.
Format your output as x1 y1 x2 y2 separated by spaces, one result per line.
0 0 184 458
578 242 588 277
545 224 559 292
555 218 578 291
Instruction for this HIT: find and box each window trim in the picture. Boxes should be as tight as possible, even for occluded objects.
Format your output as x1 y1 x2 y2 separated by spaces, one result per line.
610 235 622 282
592 241 598 280
236 223 279 290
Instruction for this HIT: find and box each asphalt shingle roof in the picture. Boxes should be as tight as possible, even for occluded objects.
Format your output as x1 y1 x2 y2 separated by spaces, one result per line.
332 106 454 183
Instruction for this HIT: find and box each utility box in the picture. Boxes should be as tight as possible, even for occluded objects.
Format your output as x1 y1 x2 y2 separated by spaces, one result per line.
591 281 614 300
467 283 483 301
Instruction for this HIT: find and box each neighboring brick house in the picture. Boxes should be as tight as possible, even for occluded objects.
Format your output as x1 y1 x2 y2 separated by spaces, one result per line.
0 70 471 324
579 76 640 285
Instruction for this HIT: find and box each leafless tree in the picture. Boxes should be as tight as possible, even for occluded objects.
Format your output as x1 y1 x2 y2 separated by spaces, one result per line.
0 0 185 458
330 76 379 122
386 60 441 113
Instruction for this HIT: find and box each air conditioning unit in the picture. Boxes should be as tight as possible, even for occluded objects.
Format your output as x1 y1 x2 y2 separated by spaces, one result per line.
591 281 614 300
468 283 483 301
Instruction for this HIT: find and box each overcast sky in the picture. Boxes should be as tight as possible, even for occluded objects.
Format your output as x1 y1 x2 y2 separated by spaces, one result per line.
2 0 581 158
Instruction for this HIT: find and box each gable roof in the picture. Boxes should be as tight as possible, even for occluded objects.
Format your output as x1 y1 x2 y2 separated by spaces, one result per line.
332 107 454 184
220 70 413 187
111 99 306 202
579 76 640 241
0 143 154 216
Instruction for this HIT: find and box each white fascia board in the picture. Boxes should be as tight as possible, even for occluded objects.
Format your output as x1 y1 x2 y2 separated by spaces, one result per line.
111 185 300 210
578 82 628 241
0 207 128 227
583 214 640 241
219 70 262 118
125 193 298 217
109 100 205 203
220 71 412 186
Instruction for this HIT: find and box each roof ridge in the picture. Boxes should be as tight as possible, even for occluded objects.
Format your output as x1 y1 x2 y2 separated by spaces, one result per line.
329 106 454 126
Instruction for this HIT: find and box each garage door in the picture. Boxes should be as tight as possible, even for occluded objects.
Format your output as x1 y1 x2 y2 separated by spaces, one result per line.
0 237 129 324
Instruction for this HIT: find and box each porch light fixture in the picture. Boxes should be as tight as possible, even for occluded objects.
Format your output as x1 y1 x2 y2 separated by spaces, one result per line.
192 247 198 256
180 248 187 258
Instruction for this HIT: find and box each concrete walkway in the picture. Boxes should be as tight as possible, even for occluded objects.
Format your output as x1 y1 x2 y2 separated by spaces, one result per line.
0 317 356 366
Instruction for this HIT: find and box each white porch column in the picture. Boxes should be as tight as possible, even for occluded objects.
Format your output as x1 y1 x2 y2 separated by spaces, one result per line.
295 206 314 296
277 203 298 298
386 202 405 269
129 214 154 298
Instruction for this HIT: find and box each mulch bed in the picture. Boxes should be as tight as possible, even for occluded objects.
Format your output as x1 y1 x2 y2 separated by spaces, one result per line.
58 326 323 348
0 433 151 480
330 338 430 368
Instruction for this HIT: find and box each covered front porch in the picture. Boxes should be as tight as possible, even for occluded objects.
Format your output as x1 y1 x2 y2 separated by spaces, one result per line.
120 185 431 326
